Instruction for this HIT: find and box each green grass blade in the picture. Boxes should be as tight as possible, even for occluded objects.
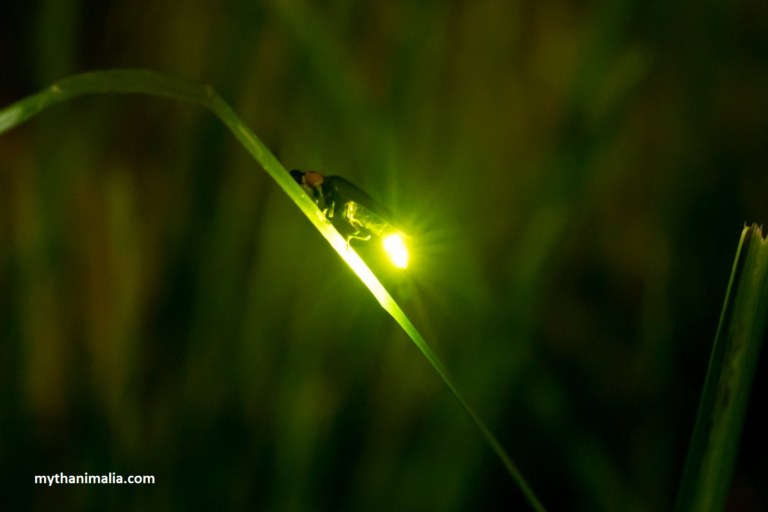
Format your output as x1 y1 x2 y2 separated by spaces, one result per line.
0 70 546 511
675 224 768 512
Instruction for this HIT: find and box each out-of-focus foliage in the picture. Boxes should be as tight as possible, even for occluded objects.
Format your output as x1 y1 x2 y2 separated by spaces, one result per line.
1 0 766 510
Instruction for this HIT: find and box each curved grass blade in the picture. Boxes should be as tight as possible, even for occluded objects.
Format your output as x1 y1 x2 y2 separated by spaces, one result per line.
0 70 546 511
675 224 768 512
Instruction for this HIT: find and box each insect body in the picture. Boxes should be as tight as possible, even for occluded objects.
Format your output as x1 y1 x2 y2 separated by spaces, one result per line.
290 169 408 268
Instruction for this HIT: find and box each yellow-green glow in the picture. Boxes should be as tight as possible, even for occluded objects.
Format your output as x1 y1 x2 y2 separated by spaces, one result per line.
383 233 409 268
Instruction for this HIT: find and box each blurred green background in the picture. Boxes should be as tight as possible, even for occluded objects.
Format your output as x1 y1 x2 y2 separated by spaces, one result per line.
1 0 767 510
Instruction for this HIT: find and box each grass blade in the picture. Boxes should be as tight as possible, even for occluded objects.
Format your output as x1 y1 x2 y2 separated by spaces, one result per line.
675 224 768 512
0 70 546 511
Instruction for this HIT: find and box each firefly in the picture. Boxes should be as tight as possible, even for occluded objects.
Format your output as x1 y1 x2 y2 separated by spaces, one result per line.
290 169 409 268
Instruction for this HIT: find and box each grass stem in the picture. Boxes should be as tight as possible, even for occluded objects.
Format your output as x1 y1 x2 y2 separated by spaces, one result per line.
0 70 546 511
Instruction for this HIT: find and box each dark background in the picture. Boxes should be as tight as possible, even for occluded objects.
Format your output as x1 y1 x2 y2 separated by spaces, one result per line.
1 0 767 510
